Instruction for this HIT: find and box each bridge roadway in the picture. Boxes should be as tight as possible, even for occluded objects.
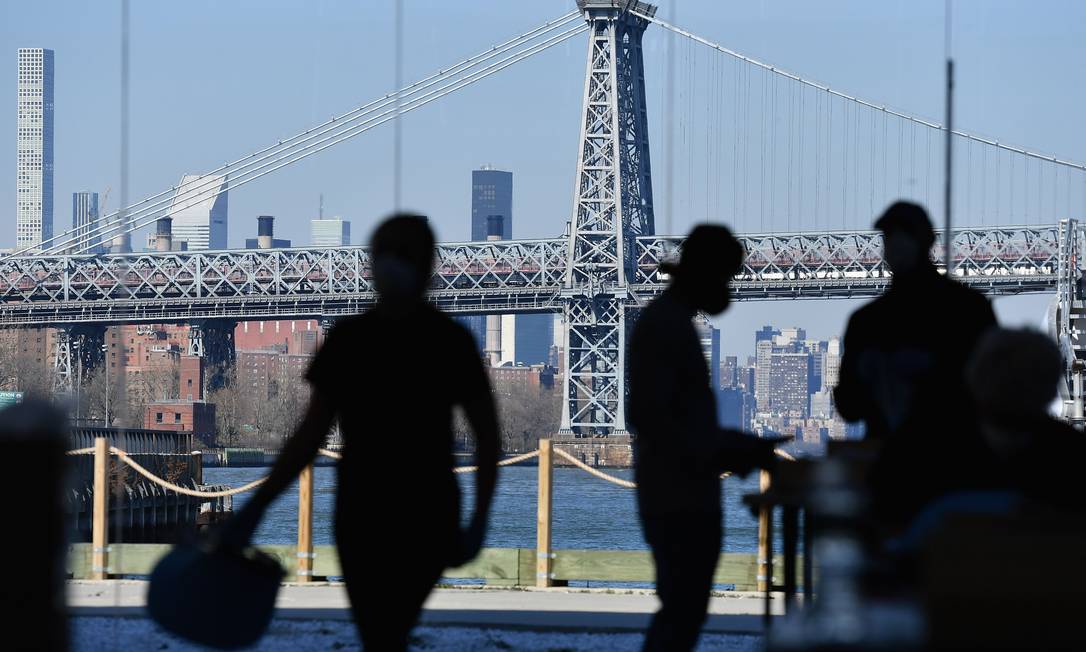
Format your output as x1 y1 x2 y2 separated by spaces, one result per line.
0 224 1063 327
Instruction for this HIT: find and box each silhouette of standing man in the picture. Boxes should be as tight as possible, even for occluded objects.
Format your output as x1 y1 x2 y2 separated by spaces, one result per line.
629 225 779 652
834 202 997 530
221 215 499 651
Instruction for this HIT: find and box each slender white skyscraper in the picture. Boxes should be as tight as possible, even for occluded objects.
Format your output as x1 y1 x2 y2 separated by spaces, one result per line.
16 48 54 252
72 191 100 253
168 173 228 250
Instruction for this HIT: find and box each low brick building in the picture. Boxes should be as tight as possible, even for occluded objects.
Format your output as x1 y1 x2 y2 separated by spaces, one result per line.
144 400 216 443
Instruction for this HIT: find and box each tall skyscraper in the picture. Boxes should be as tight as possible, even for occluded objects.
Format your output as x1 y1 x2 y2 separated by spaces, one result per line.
16 48 54 252
696 319 720 390
768 350 810 418
823 337 842 390
471 167 512 240
71 191 99 253
720 355 738 390
465 166 550 365
755 339 774 411
169 174 228 250
311 217 350 247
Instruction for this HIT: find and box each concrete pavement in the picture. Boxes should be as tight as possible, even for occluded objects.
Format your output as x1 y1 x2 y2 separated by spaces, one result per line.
68 581 783 634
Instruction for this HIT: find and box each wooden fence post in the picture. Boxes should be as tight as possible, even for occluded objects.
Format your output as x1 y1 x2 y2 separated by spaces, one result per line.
757 469 771 594
191 450 203 485
92 436 109 580
297 464 314 582
535 439 553 588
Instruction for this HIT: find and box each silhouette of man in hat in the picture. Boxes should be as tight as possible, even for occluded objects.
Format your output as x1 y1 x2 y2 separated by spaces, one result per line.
629 224 781 652
221 214 499 651
835 201 997 531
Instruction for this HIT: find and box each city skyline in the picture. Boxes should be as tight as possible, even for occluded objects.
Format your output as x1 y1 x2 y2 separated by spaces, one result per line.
1 1 1071 366
5 1 1085 253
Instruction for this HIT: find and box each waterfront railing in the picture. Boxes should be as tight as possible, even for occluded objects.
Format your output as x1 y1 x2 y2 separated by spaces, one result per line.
67 437 796 591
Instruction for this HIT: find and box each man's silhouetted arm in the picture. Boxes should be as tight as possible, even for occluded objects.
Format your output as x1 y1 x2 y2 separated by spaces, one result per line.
453 388 499 565
715 428 782 476
218 392 336 547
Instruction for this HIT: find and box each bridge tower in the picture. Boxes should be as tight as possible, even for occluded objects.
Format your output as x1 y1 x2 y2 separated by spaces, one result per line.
559 1 657 438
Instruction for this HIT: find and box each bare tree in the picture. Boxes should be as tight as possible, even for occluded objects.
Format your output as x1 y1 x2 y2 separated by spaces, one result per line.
206 368 244 448
81 365 129 427
492 381 561 452
0 330 52 398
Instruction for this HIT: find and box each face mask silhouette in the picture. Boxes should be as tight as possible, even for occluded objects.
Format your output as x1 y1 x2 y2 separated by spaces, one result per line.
698 284 730 316
690 271 732 316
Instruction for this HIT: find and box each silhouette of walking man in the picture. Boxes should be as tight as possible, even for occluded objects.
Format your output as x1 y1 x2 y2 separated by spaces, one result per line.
629 224 779 652
834 202 997 530
221 214 499 650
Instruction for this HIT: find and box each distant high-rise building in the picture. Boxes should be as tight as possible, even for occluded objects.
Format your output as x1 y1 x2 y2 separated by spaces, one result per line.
739 363 756 393
775 327 806 348
823 337 841 390
719 387 755 431
16 48 54 252
809 389 834 420
72 191 99 253
805 340 826 393
311 217 350 247
696 320 720 390
169 174 228 250
720 355 738 390
768 351 810 418
471 167 512 240
755 325 779 344
755 339 774 411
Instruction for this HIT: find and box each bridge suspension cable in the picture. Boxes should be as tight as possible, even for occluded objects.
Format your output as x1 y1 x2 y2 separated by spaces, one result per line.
50 14 586 256
9 11 585 259
633 10 1086 174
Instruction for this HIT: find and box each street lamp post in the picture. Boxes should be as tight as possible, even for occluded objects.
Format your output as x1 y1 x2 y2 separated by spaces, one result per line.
73 339 82 424
101 344 110 426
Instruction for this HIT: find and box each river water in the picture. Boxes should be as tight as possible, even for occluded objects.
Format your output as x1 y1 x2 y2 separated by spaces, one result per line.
206 465 777 553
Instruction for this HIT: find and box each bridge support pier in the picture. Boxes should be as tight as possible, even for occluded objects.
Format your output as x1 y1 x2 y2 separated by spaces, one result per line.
52 324 107 396
187 320 237 393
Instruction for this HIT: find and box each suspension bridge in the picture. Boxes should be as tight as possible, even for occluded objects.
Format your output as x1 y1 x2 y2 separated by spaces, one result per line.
3 0 1086 434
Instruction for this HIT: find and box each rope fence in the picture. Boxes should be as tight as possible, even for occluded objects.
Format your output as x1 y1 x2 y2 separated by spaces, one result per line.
70 437 795 586
114 448 267 498
67 442 792 496
453 449 540 474
552 447 637 488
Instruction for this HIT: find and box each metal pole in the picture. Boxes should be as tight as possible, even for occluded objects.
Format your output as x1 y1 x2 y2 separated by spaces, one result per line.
75 340 82 423
944 2 954 273
393 0 404 211
104 348 110 426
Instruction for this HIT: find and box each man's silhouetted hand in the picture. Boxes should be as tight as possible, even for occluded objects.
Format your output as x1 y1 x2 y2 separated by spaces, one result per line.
714 430 790 477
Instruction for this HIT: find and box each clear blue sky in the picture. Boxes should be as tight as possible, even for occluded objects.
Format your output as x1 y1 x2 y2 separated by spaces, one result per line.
3 0 1083 357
